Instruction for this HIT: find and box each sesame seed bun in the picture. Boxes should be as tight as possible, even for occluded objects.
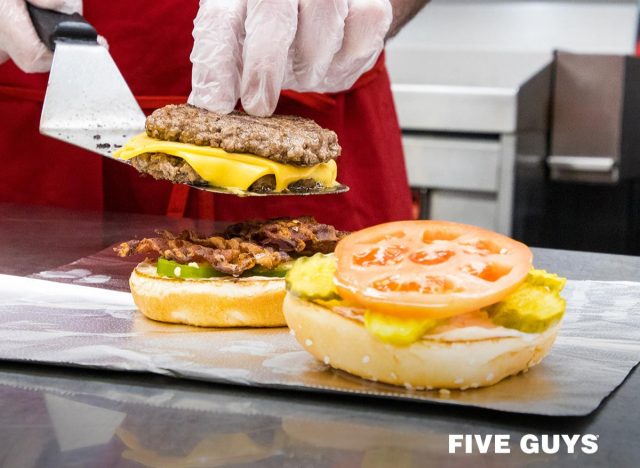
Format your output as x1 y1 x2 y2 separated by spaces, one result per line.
129 262 286 327
283 293 559 390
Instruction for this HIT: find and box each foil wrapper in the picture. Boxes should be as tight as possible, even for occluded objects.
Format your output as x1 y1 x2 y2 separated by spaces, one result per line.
0 248 635 416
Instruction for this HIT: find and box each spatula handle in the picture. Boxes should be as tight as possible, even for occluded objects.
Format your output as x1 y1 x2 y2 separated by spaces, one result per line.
27 4 98 51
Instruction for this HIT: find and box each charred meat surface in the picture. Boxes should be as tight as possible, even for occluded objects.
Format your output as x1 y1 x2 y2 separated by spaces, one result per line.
224 216 348 256
130 153 326 192
248 175 323 193
116 217 348 277
130 153 207 186
146 104 341 166
117 237 288 277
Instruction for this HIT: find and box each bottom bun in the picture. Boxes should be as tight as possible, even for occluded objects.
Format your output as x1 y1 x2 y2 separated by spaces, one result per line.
283 293 559 389
129 262 286 327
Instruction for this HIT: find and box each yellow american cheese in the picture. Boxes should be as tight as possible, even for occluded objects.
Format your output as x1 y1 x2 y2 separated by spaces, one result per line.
113 133 338 192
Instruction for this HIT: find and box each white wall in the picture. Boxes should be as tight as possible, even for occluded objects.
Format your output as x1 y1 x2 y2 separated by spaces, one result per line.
388 0 639 55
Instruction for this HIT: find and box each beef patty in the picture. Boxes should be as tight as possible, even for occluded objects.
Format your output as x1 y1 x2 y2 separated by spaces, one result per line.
145 104 341 166
131 153 324 193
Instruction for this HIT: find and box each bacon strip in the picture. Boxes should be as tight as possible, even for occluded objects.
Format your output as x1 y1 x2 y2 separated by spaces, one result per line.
116 217 347 277
223 216 348 255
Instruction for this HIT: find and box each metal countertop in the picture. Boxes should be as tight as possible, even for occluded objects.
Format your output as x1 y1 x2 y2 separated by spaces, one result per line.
0 203 638 467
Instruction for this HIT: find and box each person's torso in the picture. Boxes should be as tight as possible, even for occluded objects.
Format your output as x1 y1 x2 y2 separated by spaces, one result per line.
0 2 412 229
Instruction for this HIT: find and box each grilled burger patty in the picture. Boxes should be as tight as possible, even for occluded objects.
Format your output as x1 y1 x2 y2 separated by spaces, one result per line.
131 153 323 193
145 104 341 166
131 153 205 185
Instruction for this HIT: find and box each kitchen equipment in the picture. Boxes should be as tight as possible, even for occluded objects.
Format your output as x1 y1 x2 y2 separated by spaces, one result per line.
549 51 640 183
387 48 552 237
386 0 639 245
188 184 349 197
28 6 348 197
27 5 145 159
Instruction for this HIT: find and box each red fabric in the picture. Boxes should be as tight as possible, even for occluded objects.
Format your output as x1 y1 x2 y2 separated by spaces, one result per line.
0 2 412 231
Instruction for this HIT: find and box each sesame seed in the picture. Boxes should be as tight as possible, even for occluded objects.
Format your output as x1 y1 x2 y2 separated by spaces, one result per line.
289 329 296 336
454 378 464 385
461 386 469 391
471 383 479 388
486 373 494 381
404 383 413 390
390 372 398 380
173 267 181 277
323 356 330 365
304 339 313 347
416 386 425 391
439 389 451 397
362 355 370 364
426 386 434 390
188 262 199 268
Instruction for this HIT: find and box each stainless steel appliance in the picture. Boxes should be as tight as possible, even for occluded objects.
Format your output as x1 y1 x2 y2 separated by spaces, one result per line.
387 0 640 253
387 49 551 236
549 52 640 184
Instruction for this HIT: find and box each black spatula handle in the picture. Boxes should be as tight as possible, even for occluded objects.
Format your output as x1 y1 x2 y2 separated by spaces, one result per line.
27 4 98 51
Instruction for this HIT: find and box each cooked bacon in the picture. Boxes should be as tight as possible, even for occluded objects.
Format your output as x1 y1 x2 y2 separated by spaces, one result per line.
223 216 348 255
116 236 289 276
116 217 347 277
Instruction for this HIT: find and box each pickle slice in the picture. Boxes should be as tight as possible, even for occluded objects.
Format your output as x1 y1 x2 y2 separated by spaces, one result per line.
157 257 292 279
156 258 224 279
249 262 292 278
364 311 439 346
485 269 566 334
285 253 340 301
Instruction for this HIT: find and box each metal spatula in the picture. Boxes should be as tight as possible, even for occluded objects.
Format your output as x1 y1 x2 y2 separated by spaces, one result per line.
28 6 348 197
28 5 145 158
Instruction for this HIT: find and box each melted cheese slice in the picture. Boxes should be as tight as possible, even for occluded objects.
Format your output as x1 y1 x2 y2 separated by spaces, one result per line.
113 133 338 192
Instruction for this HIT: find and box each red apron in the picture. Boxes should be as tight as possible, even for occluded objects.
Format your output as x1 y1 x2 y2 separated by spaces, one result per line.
0 2 412 231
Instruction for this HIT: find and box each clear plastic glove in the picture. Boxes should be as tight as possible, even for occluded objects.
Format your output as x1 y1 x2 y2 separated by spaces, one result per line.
189 0 392 117
0 0 83 73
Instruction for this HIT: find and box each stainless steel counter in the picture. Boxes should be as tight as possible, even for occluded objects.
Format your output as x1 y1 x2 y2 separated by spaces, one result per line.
0 203 639 467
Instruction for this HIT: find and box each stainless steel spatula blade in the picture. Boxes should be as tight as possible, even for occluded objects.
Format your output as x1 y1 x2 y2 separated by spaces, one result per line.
41 43 146 157
28 6 349 197
29 5 145 158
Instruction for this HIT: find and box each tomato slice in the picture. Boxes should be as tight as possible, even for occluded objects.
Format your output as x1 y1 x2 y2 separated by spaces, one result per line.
334 220 533 318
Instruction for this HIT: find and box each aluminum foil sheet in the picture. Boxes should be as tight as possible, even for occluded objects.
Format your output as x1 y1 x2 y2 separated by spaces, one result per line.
0 249 636 416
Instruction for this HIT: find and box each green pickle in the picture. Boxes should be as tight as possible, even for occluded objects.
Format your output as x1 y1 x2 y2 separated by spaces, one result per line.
365 312 439 346
285 253 341 301
157 257 292 279
485 269 567 334
156 257 223 279
249 262 292 278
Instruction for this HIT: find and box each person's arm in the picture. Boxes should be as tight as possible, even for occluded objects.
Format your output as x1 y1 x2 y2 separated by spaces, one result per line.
0 0 83 73
189 0 431 117
388 0 431 39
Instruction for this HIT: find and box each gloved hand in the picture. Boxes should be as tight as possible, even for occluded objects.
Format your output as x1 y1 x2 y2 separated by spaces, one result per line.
0 0 83 73
189 0 392 117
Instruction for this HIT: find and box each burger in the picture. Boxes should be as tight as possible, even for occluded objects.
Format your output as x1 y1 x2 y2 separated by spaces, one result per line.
283 220 566 390
113 104 343 195
116 217 347 327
